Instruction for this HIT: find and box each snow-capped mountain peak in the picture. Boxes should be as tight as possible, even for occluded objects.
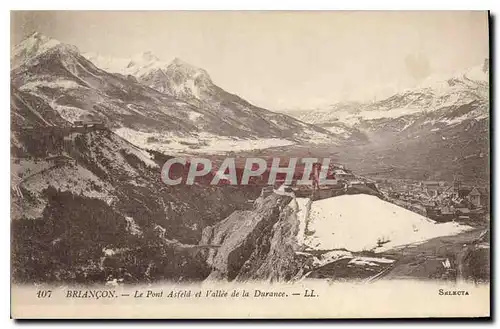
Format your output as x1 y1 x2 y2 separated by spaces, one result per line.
26 31 54 43
83 52 130 73
119 55 214 98
82 50 215 97
166 58 212 83
11 31 62 68
124 51 166 74
154 58 213 99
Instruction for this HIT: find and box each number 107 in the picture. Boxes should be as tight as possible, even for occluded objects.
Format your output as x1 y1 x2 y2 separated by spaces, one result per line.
36 290 52 298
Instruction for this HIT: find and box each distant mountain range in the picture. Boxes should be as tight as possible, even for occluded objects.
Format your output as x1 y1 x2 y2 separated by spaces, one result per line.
292 61 488 138
285 60 490 183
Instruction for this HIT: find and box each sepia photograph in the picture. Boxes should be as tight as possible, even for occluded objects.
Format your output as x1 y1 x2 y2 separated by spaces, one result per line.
9 10 490 319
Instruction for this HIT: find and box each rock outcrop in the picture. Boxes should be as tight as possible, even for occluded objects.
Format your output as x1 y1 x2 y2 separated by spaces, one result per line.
200 193 305 282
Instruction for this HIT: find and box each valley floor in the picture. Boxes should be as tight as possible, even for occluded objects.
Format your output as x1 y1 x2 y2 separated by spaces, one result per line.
380 226 489 282
306 225 489 284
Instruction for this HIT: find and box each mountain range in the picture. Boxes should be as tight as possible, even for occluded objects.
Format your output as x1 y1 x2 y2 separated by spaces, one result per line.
292 62 488 138
12 32 339 156
285 60 490 183
11 31 490 188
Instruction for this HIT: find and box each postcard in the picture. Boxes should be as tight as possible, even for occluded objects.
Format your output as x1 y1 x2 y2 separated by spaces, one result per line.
10 10 490 319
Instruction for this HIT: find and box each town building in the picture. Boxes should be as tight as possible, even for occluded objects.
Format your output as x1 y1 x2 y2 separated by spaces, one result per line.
455 186 489 208
334 169 356 181
73 120 106 132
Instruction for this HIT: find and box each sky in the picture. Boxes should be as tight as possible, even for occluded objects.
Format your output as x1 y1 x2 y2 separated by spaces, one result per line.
11 11 489 110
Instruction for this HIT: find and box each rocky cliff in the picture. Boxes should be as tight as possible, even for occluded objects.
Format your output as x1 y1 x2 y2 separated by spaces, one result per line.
200 193 307 282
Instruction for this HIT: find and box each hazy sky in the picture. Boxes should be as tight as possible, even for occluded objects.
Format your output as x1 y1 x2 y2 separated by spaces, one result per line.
11 11 489 110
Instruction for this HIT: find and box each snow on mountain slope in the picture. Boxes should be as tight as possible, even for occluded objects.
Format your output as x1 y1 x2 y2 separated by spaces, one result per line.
11 86 71 132
294 61 489 135
12 33 339 151
84 51 168 77
85 50 340 146
21 164 115 205
289 61 489 182
140 57 213 99
294 194 471 253
114 127 296 154
11 32 61 69
83 52 209 96
11 124 266 283
11 125 263 247
84 52 214 100
83 52 132 74
10 129 149 220
12 43 198 132
12 129 156 196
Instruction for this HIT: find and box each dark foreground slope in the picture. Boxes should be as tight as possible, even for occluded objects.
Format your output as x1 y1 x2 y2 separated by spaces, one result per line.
11 126 261 284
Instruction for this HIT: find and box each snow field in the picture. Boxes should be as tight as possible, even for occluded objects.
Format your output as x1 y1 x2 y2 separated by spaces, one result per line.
293 194 471 253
